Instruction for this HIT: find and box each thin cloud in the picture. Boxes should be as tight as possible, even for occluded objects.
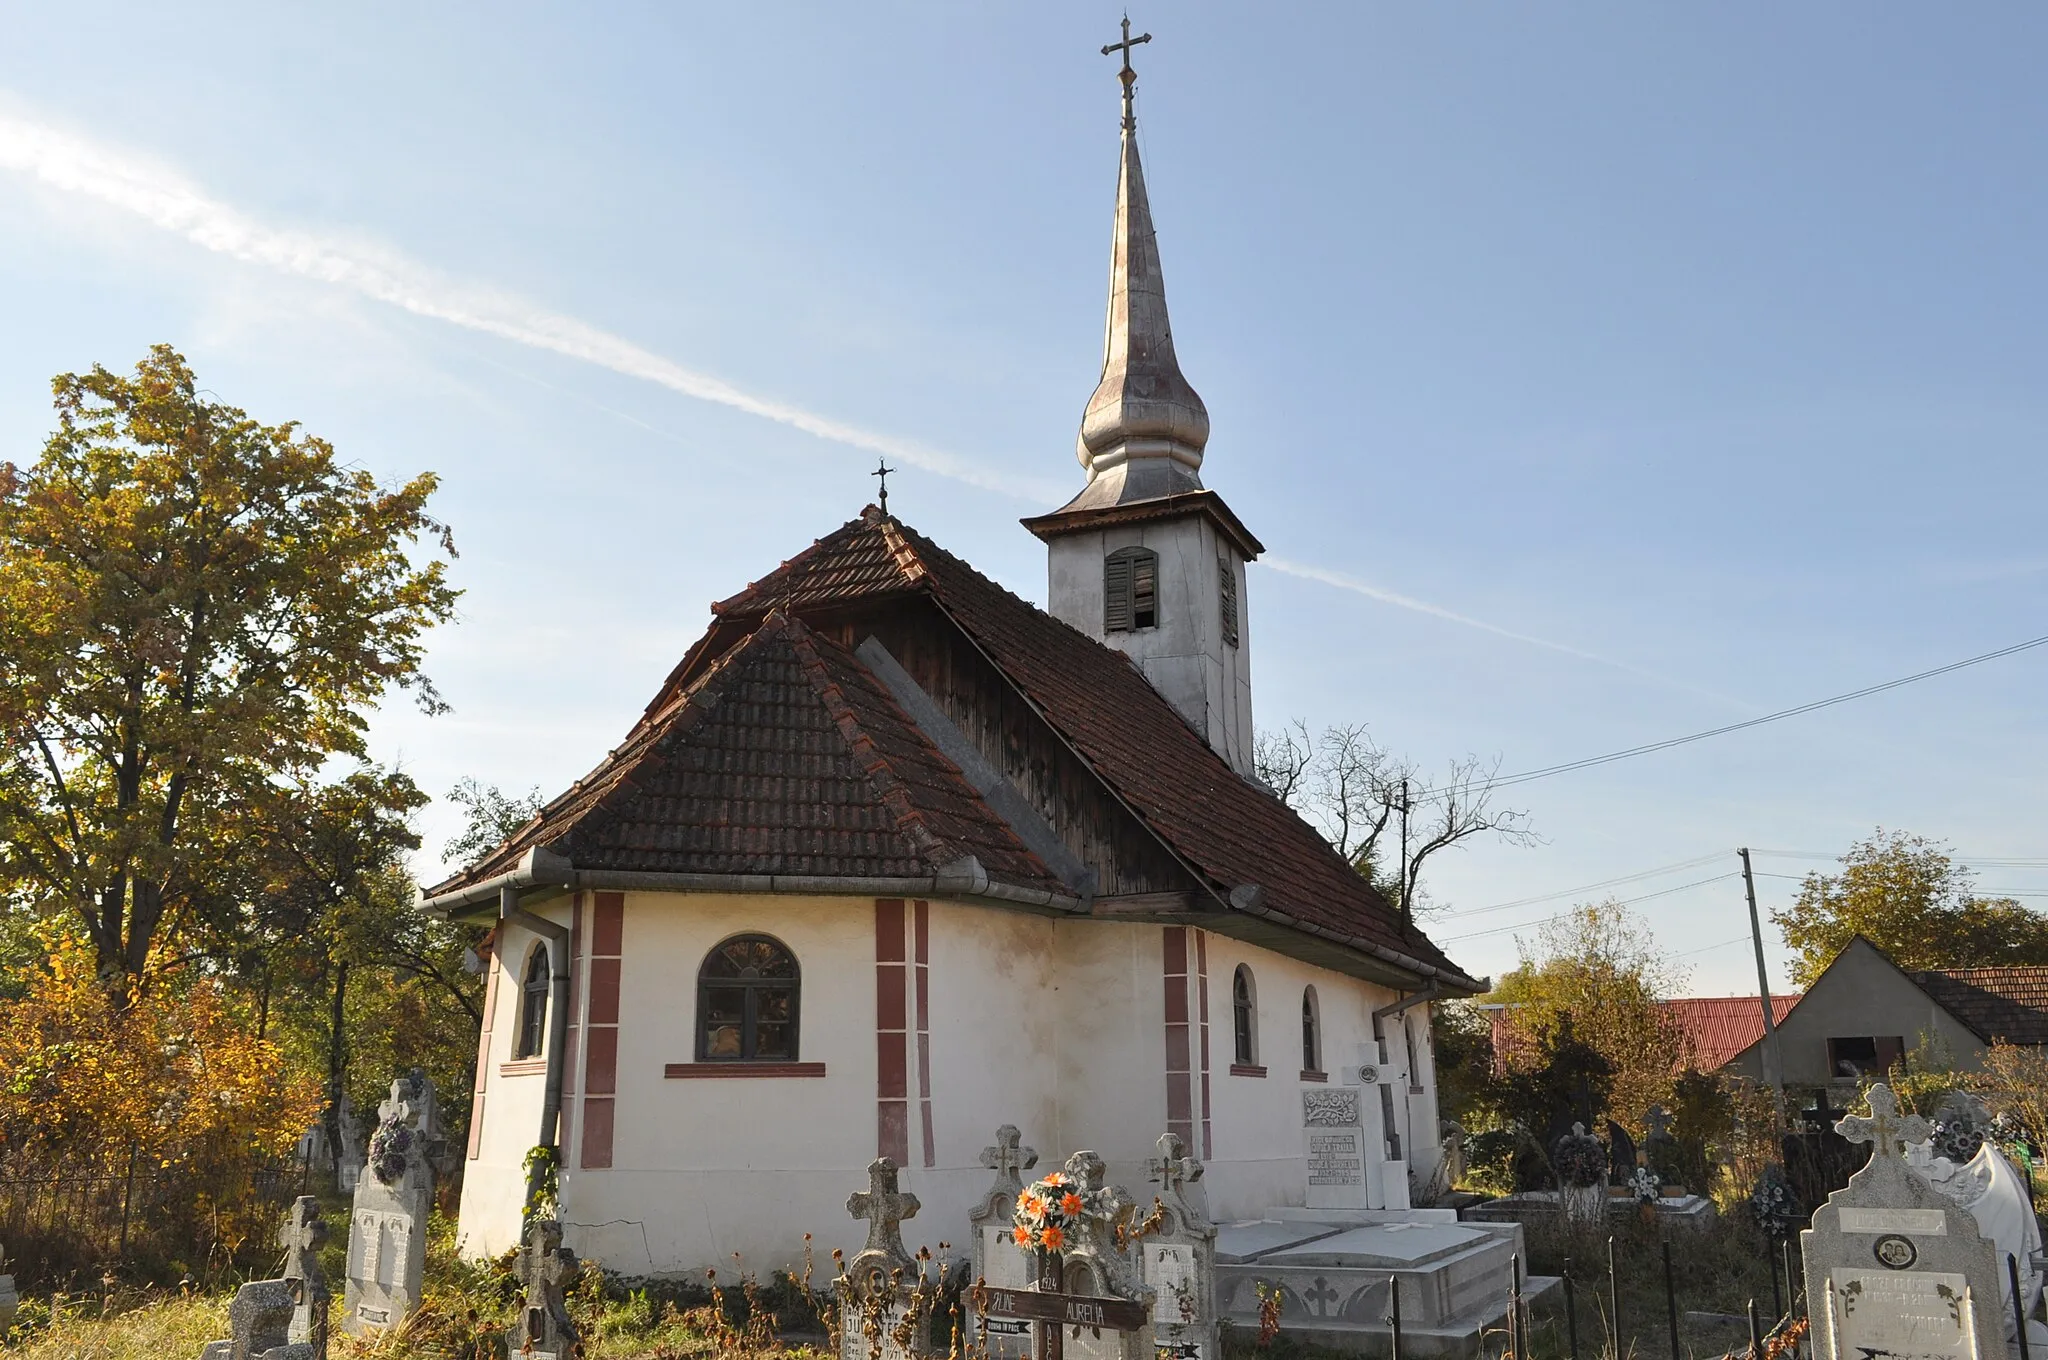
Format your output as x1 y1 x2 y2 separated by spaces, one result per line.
0 106 1049 500
1263 555 1739 705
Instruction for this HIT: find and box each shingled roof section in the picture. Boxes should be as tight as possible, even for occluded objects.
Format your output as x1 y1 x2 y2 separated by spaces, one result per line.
427 613 1062 897
707 509 1477 986
1911 967 2048 1046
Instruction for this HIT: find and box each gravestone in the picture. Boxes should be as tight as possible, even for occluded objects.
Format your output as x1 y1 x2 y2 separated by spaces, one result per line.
279 1196 330 1354
1606 1120 1638 1187
507 1218 580 1360
841 1157 931 1360
196 1279 302 1360
1802 1084 2003 1360
1910 1130 2044 1333
0 1243 15 1334
969 1126 1040 1352
332 1091 364 1194
342 1072 436 1335
1787 1089 1867 1211
1302 1088 1370 1211
1141 1133 1218 1360
1052 1151 1152 1360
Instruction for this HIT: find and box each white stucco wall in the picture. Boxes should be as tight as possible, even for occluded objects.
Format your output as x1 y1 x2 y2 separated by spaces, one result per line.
1045 515 1255 775
458 902 575 1258
458 890 1444 1277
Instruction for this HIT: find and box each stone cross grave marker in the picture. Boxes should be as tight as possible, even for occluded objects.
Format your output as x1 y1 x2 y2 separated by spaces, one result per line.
1302 1088 1370 1211
975 1146 1155 1360
971 1126 1041 1351
1141 1132 1218 1360
507 1218 580 1360
841 1157 929 1360
1801 1083 2003 1360
342 1071 436 1336
280 1196 329 1353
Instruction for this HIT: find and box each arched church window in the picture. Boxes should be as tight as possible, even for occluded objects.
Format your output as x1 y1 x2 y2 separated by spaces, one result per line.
697 934 801 1062
1301 985 1321 1074
516 944 551 1059
1232 965 1257 1066
1104 547 1159 632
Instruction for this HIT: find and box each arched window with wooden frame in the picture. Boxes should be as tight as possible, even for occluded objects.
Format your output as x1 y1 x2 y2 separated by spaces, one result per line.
1301 985 1322 1076
1104 547 1159 632
1231 964 1258 1067
697 934 801 1062
515 944 551 1059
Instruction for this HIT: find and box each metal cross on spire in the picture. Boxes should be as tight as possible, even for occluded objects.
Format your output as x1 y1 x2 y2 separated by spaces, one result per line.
1101 15 1152 131
872 458 895 516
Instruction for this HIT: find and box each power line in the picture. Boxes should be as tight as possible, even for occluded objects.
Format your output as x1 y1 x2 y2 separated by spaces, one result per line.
1428 632 2048 799
1439 872 1740 944
1674 935 1753 960
1437 850 1732 921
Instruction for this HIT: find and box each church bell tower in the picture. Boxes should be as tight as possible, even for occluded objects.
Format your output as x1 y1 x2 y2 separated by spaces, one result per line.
1022 20 1264 776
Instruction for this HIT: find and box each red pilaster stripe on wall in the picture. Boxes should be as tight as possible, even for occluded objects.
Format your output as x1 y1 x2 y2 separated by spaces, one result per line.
1196 930 1213 1159
561 894 582 1157
1162 927 1194 1150
468 930 499 1161
580 891 624 1170
876 899 910 1164
914 899 933 1168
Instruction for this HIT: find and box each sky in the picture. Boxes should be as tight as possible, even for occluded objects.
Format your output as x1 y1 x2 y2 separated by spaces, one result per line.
2 3 2043 996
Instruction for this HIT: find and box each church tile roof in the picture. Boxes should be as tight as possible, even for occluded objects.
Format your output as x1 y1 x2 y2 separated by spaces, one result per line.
706 511 1474 985
435 613 1062 895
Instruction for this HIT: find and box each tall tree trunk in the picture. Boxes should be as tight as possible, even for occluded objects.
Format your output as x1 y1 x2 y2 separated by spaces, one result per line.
323 960 349 1156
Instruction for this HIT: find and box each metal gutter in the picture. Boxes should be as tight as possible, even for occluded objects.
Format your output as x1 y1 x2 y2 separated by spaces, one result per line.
1227 885 1486 995
422 848 1084 920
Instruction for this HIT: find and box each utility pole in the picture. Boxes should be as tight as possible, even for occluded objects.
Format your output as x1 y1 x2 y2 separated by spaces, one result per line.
1739 847 1788 1127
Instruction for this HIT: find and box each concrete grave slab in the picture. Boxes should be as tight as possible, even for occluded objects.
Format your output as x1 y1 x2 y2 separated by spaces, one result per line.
1262 1224 1488 1271
1215 1220 1345 1264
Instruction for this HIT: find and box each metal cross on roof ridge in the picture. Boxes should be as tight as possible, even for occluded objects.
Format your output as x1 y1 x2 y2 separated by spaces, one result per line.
1836 1081 1931 1159
1101 15 1152 131
872 458 895 516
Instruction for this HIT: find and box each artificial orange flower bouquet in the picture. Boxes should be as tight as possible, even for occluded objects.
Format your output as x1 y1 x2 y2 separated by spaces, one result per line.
1012 1170 1099 1254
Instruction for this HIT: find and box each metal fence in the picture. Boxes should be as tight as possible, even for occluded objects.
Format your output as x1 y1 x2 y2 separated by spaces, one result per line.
0 1147 308 1286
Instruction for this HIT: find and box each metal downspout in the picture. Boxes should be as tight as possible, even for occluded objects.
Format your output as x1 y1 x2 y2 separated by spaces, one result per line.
1369 983 1440 1162
502 884 571 1217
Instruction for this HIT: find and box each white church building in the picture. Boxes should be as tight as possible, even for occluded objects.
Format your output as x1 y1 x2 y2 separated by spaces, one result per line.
425 48 1484 1276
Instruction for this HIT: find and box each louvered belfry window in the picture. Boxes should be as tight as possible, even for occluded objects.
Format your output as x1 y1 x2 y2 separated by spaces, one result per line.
1105 547 1159 632
1219 556 1239 647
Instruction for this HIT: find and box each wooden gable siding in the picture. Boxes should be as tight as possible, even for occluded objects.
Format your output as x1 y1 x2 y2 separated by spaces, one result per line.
809 601 1199 901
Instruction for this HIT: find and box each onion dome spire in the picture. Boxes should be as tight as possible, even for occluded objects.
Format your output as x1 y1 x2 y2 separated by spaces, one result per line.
1074 18 1210 503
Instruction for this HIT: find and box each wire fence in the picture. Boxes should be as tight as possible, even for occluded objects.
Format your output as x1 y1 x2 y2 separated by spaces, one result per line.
0 1146 309 1288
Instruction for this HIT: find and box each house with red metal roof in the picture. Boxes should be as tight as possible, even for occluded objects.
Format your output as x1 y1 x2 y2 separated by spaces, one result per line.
420 64 1481 1274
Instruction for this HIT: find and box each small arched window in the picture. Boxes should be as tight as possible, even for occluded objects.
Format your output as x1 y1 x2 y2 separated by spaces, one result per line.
516 945 551 1059
1301 986 1322 1075
1232 965 1257 1066
697 934 801 1062
1104 547 1159 633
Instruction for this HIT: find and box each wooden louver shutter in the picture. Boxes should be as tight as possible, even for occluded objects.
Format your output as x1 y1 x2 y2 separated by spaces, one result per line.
1219 556 1239 646
1104 552 1134 632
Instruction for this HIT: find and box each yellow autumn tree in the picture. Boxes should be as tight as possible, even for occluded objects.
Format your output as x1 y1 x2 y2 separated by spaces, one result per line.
0 927 319 1171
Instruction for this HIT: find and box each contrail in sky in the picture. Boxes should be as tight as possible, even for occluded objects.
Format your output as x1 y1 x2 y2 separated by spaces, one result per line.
1263 556 1738 704
0 107 1037 499
1 103 1702 691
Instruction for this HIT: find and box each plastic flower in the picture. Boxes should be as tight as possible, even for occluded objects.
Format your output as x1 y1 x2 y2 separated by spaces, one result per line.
1013 1225 1032 1246
1060 1192 1084 1216
1041 1225 1065 1251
